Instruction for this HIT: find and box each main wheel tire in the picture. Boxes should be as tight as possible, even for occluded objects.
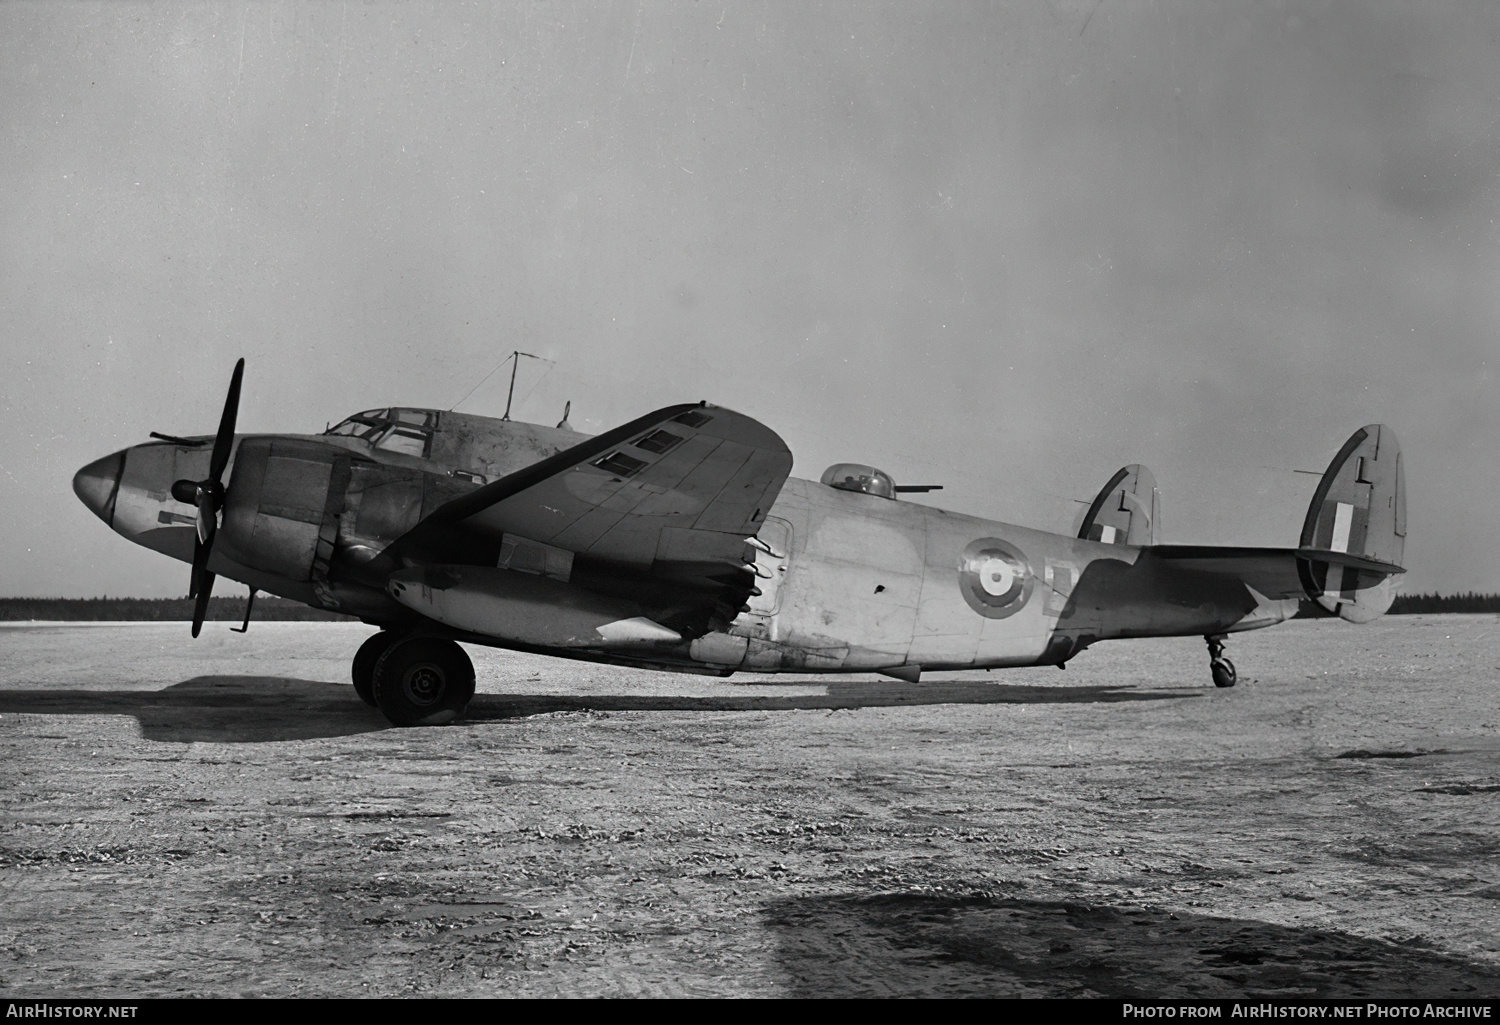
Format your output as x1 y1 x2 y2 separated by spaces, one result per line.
1211 657 1238 689
371 637 476 727
352 631 394 707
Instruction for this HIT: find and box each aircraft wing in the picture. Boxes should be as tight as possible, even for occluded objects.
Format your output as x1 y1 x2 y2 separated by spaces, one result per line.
380 403 793 632
1148 545 1404 600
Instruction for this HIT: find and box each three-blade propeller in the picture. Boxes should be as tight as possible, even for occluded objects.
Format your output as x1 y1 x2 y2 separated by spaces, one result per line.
169 358 244 638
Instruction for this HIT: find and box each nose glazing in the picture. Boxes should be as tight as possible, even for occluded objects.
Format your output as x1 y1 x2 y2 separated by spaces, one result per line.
73 451 125 525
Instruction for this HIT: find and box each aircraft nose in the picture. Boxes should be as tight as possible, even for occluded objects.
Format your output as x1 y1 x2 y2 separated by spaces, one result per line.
73 451 125 525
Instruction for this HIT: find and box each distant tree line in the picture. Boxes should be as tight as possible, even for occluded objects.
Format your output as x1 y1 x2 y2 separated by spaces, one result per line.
0 597 356 622
1387 592 1500 614
1294 592 1500 618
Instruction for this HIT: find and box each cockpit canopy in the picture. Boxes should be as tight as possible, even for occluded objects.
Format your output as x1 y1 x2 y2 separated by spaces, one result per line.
821 463 896 500
324 407 438 458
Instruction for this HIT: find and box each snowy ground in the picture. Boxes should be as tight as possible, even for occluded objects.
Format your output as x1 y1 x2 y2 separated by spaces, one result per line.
1 615 1497 997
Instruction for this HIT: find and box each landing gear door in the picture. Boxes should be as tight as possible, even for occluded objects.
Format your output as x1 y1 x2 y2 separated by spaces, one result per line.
745 516 793 617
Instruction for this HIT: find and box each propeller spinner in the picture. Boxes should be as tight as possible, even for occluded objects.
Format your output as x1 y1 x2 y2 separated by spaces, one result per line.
169 358 244 637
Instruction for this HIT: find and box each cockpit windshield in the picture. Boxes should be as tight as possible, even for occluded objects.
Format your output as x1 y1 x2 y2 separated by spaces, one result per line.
324 408 439 457
325 413 384 440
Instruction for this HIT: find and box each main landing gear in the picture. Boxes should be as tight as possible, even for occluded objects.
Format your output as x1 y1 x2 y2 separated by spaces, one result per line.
1205 634 1237 688
351 630 476 726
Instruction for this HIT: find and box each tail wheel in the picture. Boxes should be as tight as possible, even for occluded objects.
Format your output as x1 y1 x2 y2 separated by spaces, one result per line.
1204 634 1237 688
1211 657 1237 689
372 637 476 727
351 630 395 708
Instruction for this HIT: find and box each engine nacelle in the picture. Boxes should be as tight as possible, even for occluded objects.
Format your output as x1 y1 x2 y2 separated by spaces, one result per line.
218 438 344 582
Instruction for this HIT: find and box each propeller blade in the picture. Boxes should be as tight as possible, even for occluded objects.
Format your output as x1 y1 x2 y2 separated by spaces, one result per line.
190 571 215 638
189 537 212 600
189 531 215 636
208 358 244 484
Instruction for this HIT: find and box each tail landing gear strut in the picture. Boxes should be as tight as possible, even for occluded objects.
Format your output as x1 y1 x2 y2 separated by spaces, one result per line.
1206 634 1237 688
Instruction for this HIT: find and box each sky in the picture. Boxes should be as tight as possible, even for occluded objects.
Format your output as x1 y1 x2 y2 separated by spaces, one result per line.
2 0 1496 598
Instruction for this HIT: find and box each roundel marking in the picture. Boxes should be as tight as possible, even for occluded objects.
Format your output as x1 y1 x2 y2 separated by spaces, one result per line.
958 537 1034 619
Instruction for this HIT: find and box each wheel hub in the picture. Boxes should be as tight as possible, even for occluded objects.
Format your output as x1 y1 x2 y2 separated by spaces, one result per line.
402 662 446 706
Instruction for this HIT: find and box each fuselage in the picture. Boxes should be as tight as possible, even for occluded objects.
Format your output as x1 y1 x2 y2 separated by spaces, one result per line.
73 406 1296 675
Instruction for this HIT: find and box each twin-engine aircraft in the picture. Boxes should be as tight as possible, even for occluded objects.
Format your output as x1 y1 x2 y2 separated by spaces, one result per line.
73 360 1407 726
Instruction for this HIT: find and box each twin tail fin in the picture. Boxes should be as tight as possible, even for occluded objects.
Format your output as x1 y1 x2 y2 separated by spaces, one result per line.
1079 464 1160 546
1145 424 1406 625
1298 424 1405 622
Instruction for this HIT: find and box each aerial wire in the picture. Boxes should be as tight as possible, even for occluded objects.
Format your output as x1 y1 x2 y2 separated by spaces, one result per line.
448 350 555 414
448 351 514 412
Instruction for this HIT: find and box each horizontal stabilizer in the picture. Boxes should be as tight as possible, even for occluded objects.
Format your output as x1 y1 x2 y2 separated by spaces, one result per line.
1148 545 1404 602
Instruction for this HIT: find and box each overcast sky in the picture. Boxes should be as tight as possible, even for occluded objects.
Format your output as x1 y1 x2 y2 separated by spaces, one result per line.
3 1 1496 598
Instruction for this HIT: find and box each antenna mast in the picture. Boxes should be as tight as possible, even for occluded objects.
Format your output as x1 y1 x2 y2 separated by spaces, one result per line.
450 349 549 416
502 351 543 421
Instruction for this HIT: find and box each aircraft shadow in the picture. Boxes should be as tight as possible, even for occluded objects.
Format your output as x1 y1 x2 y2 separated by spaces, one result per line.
764 891 1500 998
0 677 388 744
464 680 1189 721
0 676 1190 743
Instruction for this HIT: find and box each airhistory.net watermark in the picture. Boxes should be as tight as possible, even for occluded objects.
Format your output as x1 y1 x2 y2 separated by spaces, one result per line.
1122 1006 1493 1020
5 1007 137 1019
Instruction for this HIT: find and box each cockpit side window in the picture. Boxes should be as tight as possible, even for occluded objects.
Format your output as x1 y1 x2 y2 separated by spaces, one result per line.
373 426 430 458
